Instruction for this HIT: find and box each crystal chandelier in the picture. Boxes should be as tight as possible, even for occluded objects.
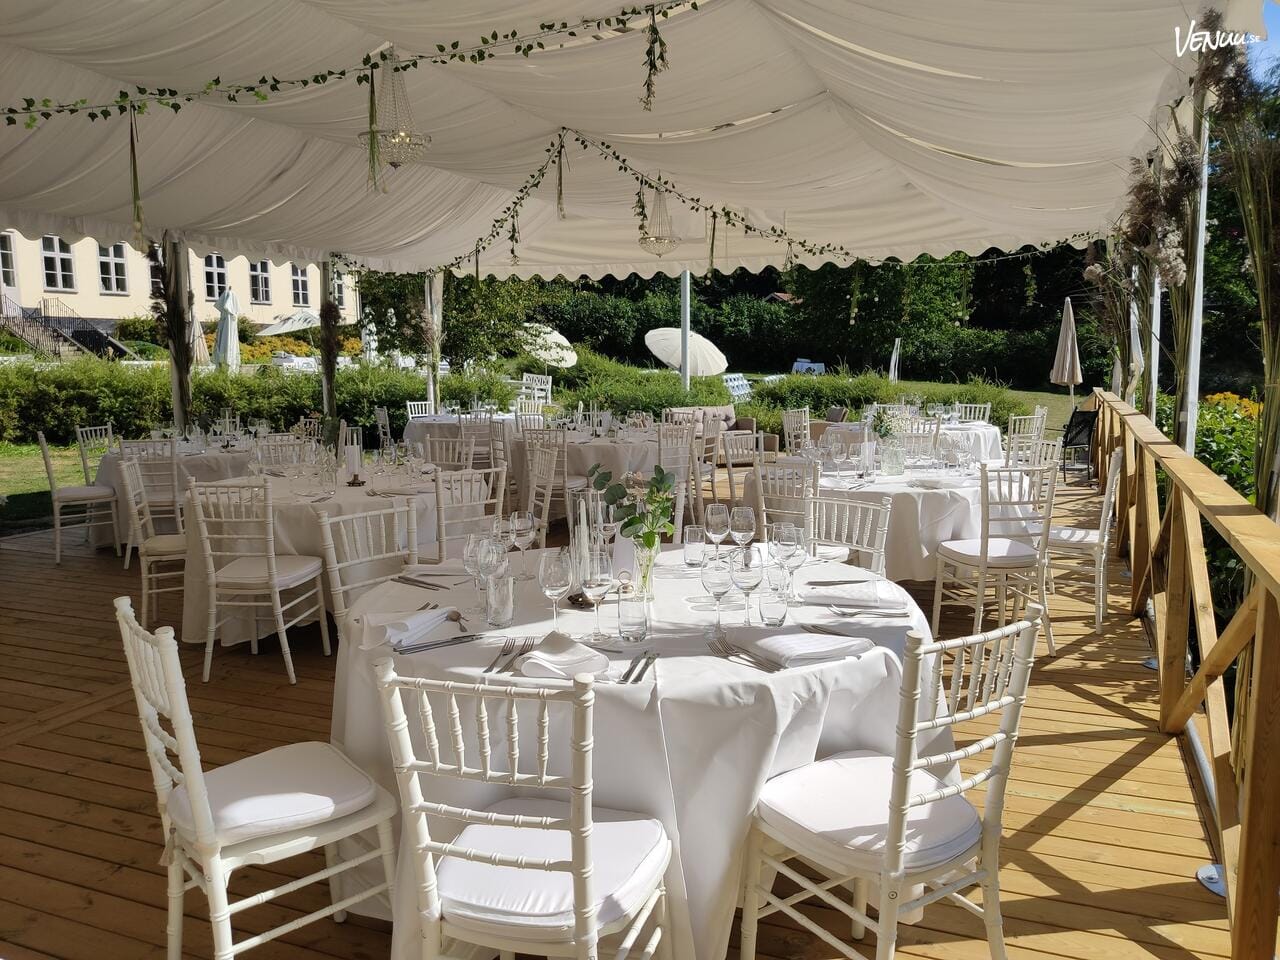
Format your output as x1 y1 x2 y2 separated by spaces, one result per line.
638 179 681 257
358 47 429 169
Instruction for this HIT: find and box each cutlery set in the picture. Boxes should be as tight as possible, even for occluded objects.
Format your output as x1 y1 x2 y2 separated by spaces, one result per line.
617 652 659 683
707 637 781 673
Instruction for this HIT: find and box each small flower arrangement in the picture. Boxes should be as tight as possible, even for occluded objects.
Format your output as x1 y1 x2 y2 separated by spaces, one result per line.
587 463 676 550
871 409 909 440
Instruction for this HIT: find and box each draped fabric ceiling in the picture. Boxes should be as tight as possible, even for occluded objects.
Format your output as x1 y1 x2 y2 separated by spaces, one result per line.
0 0 1259 279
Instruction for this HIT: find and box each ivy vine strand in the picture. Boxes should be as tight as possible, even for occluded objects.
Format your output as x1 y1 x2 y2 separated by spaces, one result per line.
4 1 696 129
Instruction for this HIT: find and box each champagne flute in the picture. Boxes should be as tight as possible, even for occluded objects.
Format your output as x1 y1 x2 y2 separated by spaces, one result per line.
704 503 729 555
830 440 846 479
730 544 764 626
511 510 536 580
539 547 575 631
462 533 486 614
782 525 808 605
729 505 756 550
700 553 733 641
579 546 614 646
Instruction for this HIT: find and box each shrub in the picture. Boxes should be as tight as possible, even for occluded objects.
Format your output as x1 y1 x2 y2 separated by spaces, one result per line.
439 367 517 412
115 314 161 344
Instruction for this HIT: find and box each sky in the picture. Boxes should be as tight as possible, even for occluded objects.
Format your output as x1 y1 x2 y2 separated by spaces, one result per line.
1249 1 1280 76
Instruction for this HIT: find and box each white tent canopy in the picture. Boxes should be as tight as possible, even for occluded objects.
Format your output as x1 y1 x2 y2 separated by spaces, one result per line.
0 0 1244 281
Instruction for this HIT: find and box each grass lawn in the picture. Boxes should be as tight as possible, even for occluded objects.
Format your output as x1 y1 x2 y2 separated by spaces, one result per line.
891 380 1079 433
0 442 85 533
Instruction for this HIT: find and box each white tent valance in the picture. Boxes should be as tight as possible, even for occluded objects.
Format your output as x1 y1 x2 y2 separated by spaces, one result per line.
0 0 1245 279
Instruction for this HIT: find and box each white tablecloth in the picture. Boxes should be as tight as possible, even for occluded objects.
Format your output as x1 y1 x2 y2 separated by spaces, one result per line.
93 447 254 546
180 475 441 647
509 431 658 514
940 421 1003 462
331 547 947 960
404 414 516 449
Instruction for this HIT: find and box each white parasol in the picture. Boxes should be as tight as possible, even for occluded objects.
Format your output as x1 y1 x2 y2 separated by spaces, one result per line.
1050 297 1083 401
521 323 578 368
212 288 241 373
644 327 727 377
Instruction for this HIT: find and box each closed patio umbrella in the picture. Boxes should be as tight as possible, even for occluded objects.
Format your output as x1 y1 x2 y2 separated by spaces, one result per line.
645 327 727 377
888 338 902 382
521 323 578 368
1050 297 1083 401
212 288 241 373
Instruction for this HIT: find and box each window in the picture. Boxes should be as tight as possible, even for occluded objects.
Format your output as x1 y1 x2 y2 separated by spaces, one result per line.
0 233 14 290
41 235 75 292
204 253 227 300
330 269 345 309
149 246 164 295
291 263 309 306
249 260 271 303
97 242 128 294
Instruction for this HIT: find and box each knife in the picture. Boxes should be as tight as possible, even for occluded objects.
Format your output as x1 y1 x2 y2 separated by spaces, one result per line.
619 652 646 683
394 633 483 655
632 652 659 682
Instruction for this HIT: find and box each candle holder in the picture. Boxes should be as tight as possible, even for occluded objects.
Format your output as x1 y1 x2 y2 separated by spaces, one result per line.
346 475 366 487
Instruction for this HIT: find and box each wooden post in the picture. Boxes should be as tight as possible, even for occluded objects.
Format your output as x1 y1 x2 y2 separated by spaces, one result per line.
1130 448 1159 615
1159 491 1190 725
319 261 339 428
1230 588 1280 959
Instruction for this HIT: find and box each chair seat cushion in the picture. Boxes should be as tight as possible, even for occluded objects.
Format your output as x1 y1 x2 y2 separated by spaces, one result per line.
167 741 377 847
439 798 670 943
1047 525 1100 548
811 543 851 563
143 534 188 556
216 554 323 589
55 484 115 502
937 538 1038 568
757 750 981 874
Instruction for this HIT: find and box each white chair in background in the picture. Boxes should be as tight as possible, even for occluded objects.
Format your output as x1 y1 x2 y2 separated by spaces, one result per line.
692 420 723 518
119 437 184 566
657 421 695 539
739 611 1042 960
374 405 394 450
516 411 545 434
459 410 493 469
525 427 589 523
782 407 811 452
406 400 435 421
1003 412 1047 462
39 430 119 565
661 408 698 426
431 466 507 561
119 458 186 628
953 402 992 423
75 423 114 483
1045 448 1123 632
808 494 893 573
522 371 553 404
526 445 558 550
114 596 397 960
1007 436 1063 469
257 437 314 468
295 415 322 440
722 430 762 507
753 460 818 533
932 463 1058 655
373 659 672 960
489 419 520 507
416 436 475 472
187 479 330 683
319 500 418 643
515 396 545 416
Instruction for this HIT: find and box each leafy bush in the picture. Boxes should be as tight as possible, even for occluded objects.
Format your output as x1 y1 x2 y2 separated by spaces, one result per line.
115 314 160 344
439 367 517 412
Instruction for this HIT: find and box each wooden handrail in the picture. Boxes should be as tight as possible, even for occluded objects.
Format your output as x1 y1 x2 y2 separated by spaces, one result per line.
1091 389 1279 960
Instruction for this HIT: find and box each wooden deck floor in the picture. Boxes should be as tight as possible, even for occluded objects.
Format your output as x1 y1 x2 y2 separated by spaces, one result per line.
0 480 1229 959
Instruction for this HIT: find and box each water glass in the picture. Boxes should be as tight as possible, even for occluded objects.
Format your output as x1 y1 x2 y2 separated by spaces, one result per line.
759 589 789 628
618 596 649 644
485 575 515 628
683 526 705 567
462 533 486 614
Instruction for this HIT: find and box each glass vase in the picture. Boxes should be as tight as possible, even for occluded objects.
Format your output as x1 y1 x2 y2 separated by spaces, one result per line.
881 440 906 477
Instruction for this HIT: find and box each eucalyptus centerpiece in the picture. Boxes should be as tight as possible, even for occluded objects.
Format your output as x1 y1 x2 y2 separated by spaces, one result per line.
871 409 910 475
588 463 675 599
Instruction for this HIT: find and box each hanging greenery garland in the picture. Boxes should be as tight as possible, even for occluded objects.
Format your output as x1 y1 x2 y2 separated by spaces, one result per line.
3 1 695 129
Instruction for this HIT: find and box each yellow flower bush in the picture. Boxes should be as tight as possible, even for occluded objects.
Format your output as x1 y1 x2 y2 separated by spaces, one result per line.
1203 392 1261 419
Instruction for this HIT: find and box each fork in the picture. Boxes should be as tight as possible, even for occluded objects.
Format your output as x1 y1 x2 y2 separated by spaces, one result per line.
499 637 536 673
709 637 779 673
484 637 516 673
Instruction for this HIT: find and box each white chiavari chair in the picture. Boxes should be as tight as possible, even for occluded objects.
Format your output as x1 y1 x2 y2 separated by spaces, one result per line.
954 402 992 423
808 494 893 573
119 458 186 627
515 396 545 416
188 479 330 683
373 659 672 960
740 610 1043 960
415 436 476 472
257 437 314 468
319 501 418 642
516 412 545 435
75 423 114 483
661 408 697 426
526 445 558 550
1045 449 1123 633
722 430 762 507
114 596 397 960
932 463 1057 655
39 430 119 565
525 427 589 522
374 405 394 450
782 407 811 452
406 400 435 421
753 459 818 533
522 371 554 403
217 409 241 434
294 416 321 440
1007 436 1062 469
489 419 519 506
119 438 184 562
459 410 493 470
1003 412 1046 463
658 421 695 539
692 419 723 519
431 466 507 562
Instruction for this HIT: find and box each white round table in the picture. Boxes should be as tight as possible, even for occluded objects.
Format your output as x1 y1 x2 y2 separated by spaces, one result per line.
509 430 658 513
939 421 1003 462
331 546 951 960
404 413 516 449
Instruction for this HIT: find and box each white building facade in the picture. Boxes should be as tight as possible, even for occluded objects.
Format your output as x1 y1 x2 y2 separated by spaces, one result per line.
0 229 358 328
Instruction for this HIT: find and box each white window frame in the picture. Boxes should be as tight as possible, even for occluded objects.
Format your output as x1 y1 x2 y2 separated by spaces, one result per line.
291 263 310 307
331 269 345 309
0 233 15 291
98 242 128 295
204 253 227 300
41 235 76 293
250 260 271 304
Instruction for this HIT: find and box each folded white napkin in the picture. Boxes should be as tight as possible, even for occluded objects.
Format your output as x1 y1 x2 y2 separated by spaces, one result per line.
517 631 610 679
909 477 968 490
377 482 434 495
359 607 458 650
803 578 912 615
737 630 872 667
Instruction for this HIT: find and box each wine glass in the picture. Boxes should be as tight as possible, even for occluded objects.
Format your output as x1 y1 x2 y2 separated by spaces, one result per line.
492 516 516 568
729 506 756 549
829 440 846 479
730 545 764 626
782 525 808 604
511 510 536 580
704 503 729 554
539 548 575 631
700 553 733 641
462 533 486 614
476 536 508 589
594 500 620 547
579 547 615 646
769 522 798 567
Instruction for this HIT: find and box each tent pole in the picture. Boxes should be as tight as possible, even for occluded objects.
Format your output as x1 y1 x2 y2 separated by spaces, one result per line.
1148 269 1161 418
1181 117 1209 454
680 269 691 390
318 260 340 436
161 231 193 433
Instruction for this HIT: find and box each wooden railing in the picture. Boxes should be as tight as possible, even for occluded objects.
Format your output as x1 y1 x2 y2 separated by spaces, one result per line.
1092 389 1280 959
